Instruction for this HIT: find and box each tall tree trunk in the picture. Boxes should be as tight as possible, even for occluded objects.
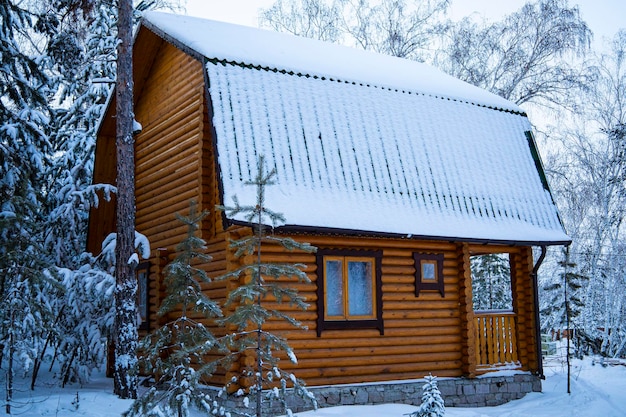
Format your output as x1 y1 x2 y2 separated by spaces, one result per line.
5 309 15 414
113 0 138 399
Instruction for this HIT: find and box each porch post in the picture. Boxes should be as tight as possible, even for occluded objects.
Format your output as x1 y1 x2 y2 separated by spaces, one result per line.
531 245 547 378
457 243 476 377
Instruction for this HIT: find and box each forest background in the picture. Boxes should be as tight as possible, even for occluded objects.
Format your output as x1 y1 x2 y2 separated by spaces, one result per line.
0 0 624 411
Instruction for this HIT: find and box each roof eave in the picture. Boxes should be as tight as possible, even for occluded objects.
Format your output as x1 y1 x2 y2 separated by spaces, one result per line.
227 220 572 247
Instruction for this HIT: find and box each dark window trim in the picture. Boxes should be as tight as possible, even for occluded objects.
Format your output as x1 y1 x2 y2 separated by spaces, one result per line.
413 253 445 297
137 261 151 331
316 249 383 336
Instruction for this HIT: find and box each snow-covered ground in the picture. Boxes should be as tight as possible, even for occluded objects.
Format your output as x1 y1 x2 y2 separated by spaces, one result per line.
8 350 626 416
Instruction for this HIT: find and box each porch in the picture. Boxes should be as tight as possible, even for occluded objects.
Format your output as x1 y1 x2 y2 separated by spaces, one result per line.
474 310 521 372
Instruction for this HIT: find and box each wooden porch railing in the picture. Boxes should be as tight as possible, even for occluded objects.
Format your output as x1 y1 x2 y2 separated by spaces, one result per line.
474 310 520 369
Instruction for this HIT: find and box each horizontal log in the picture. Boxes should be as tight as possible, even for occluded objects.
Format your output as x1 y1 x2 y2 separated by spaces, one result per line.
383 263 454 274
138 133 199 177
303 368 462 387
382 256 415 266
303 235 457 251
138 141 199 185
137 45 199 86
140 85 200 126
291 336 460 363
281 320 461 341
382 299 460 311
138 96 200 146
258 253 317 264
468 244 521 255
291 359 463 381
379 275 415 285
137 92 200 135
137 105 200 156
280 350 462 370
382 291 460 302
137 196 198 230
384 317 461 328
139 64 201 106
136 159 199 199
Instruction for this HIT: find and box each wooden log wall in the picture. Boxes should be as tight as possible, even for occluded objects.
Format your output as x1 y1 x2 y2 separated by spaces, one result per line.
510 247 539 373
208 235 540 387
86 133 116 255
133 41 208 333
230 234 467 387
456 243 476 377
132 40 238 385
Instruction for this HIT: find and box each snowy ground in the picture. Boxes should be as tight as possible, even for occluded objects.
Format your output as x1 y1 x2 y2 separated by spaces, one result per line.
7 350 626 416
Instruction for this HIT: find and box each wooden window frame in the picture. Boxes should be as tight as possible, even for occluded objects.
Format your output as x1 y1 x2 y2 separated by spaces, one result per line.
136 261 150 330
414 253 445 297
316 249 383 336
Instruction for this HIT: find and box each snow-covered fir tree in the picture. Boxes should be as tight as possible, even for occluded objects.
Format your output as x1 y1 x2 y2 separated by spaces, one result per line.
217 157 318 417
52 251 116 387
38 0 180 392
541 248 588 351
0 1 66 411
125 202 223 417
44 1 118 269
471 254 512 311
409 374 445 417
34 231 149 390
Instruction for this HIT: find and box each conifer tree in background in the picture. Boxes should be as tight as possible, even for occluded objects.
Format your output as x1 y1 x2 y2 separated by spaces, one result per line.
44 1 118 270
409 374 445 417
541 248 588 355
125 202 224 417
0 1 60 412
470 254 512 311
217 156 318 417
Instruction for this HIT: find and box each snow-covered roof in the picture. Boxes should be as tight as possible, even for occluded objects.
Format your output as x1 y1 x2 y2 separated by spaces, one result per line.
141 12 570 245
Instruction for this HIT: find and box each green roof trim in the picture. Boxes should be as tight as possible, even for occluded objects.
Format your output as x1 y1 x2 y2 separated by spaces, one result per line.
524 130 550 191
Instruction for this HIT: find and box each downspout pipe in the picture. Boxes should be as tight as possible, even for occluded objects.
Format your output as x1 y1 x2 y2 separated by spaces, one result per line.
531 245 547 378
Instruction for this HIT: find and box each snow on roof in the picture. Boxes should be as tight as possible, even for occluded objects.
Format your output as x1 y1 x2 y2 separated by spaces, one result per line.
141 12 570 245
142 12 519 113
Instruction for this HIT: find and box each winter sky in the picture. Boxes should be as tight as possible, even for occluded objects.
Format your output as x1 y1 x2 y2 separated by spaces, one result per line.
183 0 624 44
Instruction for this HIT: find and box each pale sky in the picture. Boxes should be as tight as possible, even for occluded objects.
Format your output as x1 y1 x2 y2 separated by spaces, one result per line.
182 0 624 44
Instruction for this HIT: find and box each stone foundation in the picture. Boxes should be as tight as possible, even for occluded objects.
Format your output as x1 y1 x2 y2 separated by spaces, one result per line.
218 373 542 415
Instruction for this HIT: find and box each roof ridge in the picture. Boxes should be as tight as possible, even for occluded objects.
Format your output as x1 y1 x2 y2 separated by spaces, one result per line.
206 58 527 117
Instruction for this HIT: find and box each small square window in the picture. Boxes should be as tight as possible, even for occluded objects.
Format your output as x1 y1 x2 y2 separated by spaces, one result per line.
421 261 437 281
414 253 444 297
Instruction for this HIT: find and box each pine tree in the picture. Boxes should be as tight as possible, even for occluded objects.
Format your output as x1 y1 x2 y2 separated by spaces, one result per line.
125 201 224 417
409 374 445 417
44 1 118 270
217 156 318 416
52 249 116 388
541 248 588 355
113 0 139 399
0 1 60 412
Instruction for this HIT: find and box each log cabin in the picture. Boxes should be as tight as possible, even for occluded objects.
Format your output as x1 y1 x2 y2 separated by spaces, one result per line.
87 12 571 409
